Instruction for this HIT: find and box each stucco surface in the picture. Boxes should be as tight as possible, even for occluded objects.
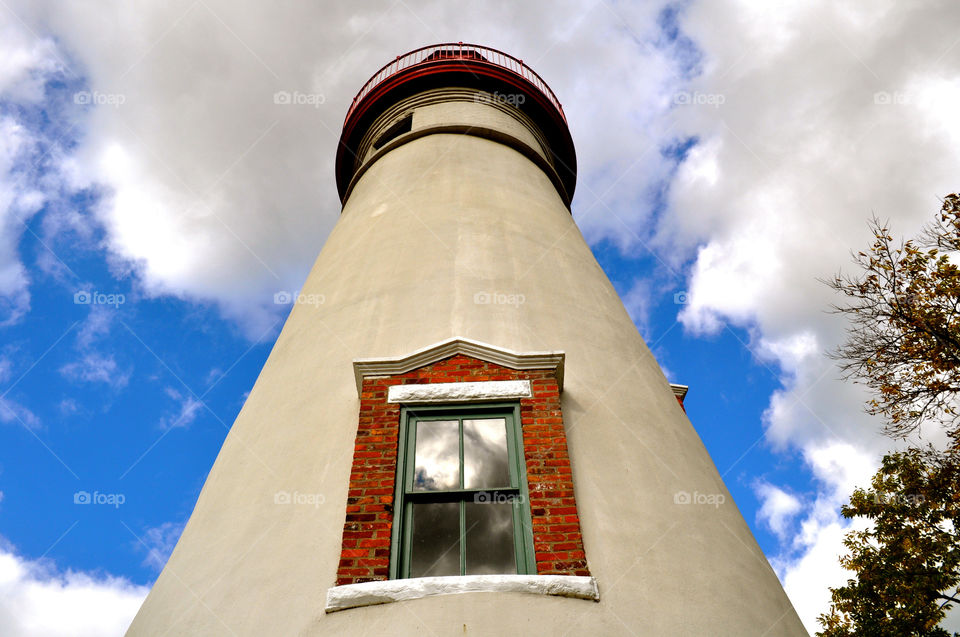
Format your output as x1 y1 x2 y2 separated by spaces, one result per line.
127 94 807 636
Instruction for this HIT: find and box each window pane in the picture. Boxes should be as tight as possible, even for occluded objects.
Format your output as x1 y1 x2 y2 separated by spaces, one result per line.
464 501 516 575
413 420 459 491
463 418 509 489
410 501 461 577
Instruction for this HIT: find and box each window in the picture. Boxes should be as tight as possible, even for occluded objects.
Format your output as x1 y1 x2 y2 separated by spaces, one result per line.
372 113 412 150
390 403 535 579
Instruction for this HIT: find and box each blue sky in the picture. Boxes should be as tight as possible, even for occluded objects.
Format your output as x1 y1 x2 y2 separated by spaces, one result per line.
1 2 959 635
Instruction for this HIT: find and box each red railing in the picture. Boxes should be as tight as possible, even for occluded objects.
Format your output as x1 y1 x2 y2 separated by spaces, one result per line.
343 42 566 125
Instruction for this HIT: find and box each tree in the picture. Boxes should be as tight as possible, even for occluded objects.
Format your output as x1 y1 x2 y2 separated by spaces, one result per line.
817 447 960 636
828 194 960 443
817 194 960 636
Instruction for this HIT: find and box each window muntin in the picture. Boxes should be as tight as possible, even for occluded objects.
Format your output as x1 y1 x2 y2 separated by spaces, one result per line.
391 404 534 579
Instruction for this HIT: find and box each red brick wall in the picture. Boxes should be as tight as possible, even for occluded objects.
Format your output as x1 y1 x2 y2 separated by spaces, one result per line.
335 354 589 586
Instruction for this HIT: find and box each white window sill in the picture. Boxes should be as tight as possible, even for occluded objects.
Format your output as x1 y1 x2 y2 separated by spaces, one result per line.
325 574 599 613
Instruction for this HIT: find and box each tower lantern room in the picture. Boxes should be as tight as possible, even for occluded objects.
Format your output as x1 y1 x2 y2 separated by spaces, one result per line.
336 43 576 207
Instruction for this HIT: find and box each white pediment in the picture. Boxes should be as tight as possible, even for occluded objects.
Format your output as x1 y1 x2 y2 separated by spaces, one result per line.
352 337 564 396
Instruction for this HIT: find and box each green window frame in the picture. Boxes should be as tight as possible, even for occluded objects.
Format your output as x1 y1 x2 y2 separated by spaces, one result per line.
389 402 535 579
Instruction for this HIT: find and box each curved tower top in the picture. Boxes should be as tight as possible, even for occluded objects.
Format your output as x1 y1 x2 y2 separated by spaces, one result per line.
335 42 577 205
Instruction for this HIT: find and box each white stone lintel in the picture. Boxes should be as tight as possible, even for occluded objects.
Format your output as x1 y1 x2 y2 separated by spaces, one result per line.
388 380 532 404
325 574 599 613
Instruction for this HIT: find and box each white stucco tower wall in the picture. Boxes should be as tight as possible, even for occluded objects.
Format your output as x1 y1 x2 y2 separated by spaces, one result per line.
127 43 807 636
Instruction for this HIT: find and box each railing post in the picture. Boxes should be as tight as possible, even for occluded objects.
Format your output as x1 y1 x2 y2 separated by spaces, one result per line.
344 43 568 127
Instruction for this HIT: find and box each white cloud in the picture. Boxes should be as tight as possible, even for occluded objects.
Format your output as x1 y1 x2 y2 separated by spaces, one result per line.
74 306 116 350
137 522 184 573
59 353 130 388
0 19 80 328
58 399 79 417
0 397 39 430
203 367 223 388
765 442 879 634
0 541 147 637
755 482 803 541
779 519 858 634
677 211 789 335
0 355 39 429
0 22 63 101
159 387 203 430
661 0 960 629
56 308 129 398
0 116 38 327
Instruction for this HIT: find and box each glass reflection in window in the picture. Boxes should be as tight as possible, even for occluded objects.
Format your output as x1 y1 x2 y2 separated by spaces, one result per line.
463 418 509 489
464 501 516 574
410 501 461 577
413 420 459 491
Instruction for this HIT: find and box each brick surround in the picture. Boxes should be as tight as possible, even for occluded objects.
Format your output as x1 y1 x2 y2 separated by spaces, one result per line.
335 354 589 586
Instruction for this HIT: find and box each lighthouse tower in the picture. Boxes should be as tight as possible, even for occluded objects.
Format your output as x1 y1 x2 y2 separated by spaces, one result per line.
128 44 806 635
